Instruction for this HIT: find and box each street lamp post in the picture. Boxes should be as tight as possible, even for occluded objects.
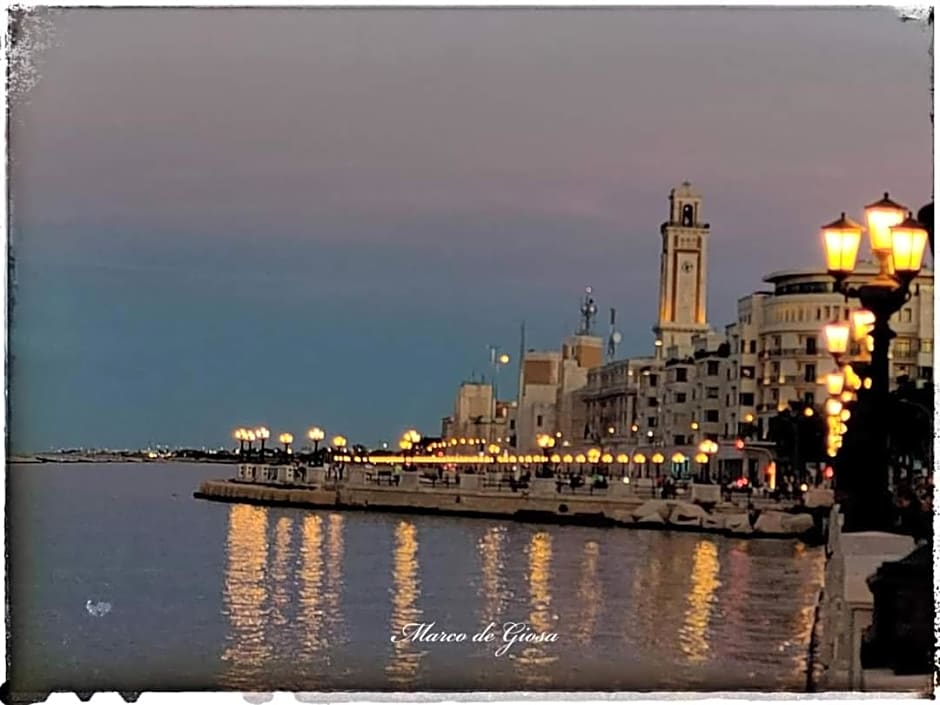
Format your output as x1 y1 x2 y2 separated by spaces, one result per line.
697 440 718 483
821 195 929 530
279 432 294 456
255 427 270 463
308 426 325 458
234 428 247 457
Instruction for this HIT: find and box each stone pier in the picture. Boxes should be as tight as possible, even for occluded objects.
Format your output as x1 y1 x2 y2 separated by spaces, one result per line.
193 466 819 539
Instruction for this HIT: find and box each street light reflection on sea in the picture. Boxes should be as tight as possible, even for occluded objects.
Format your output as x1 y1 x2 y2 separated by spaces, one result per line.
9 461 824 694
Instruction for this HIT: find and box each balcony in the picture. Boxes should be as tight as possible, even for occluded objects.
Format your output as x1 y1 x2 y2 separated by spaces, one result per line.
762 347 817 359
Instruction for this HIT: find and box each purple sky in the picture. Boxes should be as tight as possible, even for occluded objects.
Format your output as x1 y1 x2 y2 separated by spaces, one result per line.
9 8 933 450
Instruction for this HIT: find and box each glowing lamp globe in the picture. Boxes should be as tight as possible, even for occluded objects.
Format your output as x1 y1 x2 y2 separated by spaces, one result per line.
822 212 863 275
890 214 929 281
864 193 907 255
824 323 851 356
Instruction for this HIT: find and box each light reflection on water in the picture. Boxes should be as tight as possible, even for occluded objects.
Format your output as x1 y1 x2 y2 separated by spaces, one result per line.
386 520 422 686
478 526 507 627
10 443 826 693
679 539 721 663
513 531 557 687
220 504 272 689
217 505 825 691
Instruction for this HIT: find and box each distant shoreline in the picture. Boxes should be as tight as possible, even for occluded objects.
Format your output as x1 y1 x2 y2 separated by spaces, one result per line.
9 454 236 465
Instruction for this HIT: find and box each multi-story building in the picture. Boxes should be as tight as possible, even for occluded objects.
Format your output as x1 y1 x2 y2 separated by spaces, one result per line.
514 334 604 452
442 181 934 481
440 382 514 445
739 265 934 438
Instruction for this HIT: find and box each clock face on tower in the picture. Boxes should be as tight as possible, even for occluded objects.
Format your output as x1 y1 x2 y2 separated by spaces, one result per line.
675 257 697 323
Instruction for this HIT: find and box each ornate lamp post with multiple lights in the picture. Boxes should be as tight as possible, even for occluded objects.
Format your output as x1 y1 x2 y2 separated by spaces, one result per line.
820 194 929 530
279 432 294 455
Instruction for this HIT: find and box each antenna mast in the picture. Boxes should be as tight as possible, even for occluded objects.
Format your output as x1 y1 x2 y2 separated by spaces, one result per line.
578 286 598 335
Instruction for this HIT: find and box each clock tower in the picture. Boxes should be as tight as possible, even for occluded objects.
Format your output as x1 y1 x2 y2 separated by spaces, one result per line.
653 181 712 357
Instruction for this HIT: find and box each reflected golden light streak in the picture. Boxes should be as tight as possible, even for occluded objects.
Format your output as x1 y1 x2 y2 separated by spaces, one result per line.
386 521 422 687
575 541 602 646
478 526 507 626
679 540 721 663
514 531 557 686
221 504 272 689
271 516 294 628
299 514 324 655
324 513 346 646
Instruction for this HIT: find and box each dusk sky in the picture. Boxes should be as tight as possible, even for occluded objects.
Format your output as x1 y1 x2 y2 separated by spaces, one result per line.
10 7 933 452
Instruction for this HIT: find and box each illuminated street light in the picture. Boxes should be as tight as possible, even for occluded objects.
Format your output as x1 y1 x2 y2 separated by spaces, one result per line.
278 432 294 454
824 323 850 360
307 426 325 454
255 426 270 461
233 427 248 456
825 371 845 396
820 196 928 530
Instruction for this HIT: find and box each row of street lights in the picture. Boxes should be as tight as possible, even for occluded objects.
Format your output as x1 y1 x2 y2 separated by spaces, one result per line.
820 192 929 531
232 425 345 459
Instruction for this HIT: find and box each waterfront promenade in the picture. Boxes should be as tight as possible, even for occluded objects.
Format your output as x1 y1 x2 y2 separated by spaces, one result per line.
194 463 824 540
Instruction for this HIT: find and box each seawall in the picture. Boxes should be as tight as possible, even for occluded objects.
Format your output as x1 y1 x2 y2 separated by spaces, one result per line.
806 505 932 693
194 476 820 539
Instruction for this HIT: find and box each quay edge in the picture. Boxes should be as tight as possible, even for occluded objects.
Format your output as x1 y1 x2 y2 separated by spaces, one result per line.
193 475 827 541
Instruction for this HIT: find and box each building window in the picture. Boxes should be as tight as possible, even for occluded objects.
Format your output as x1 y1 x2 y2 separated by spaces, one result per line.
676 392 687 403
649 374 658 387
706 387 719 399
919 366 933 381
509 420 516 430
648 397 659 407
740 340 746 353
676 367 687 382
902 308 912 323
749 340 757 354
739 392 754 406
922 339 933 353
806 337 817 355
673 435 685 446
894 339 913 356
705 410 719 423
647 416 658 428
803 392 815 406
536 415 543 427
804 363 816 383
707 361 720 376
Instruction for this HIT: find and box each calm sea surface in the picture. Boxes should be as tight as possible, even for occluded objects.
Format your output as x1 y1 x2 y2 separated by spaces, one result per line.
10 462 825 693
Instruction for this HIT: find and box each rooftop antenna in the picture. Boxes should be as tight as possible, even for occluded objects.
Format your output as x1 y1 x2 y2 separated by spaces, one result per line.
607 307 622 362
578 286 598 335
